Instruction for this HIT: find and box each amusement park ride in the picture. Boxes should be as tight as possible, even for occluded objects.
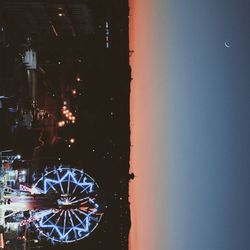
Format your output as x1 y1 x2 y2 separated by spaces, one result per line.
0 153 104 247
30 167 103 243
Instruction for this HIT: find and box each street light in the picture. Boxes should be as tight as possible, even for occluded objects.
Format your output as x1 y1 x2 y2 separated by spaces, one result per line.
69 138 75 144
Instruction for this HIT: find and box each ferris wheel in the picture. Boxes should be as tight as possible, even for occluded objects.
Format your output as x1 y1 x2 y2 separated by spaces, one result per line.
32 166 103 243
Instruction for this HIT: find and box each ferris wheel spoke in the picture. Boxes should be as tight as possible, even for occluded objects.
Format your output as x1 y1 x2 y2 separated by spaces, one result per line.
45 179 58 193
68 196 76 203
72 173 84 194
75 208 88 217
70 171 78 184
70 209 89 232
79 178 94 194
42 211 58 225
49 210 64 237
70 196 89 205
68 210 78 240
80 185 91 194
63 211 67 236
67 173 71 194
56 170 65 194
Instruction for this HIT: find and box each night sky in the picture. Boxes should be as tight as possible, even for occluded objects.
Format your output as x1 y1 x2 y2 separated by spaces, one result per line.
129 0 250 250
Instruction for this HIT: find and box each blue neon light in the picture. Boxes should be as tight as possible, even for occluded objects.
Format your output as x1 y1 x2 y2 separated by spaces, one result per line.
33 167 102 243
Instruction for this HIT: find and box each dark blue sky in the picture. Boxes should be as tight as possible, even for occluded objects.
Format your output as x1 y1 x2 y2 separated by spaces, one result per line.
150 0 250 249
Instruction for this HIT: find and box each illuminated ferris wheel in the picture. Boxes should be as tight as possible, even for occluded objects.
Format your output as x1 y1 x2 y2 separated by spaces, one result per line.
32 166 103 243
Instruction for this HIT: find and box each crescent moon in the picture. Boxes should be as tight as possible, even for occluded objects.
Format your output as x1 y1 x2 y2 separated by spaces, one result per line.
224 41 231 48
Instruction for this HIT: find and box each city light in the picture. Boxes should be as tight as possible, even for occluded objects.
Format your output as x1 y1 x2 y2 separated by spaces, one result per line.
105 21 110 48
9 170 15 176
69 138 75 144
61 106 76 125
58 121 65 127
72 89 77 95
16 154 21 160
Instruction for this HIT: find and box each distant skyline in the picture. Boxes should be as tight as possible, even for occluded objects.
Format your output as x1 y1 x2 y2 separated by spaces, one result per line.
129 0 250 250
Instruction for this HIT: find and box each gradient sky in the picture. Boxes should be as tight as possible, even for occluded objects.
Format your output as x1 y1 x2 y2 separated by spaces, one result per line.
129 0 250 250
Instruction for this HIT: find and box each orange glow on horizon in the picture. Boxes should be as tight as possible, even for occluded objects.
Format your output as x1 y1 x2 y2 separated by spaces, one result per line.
129 0 159 250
